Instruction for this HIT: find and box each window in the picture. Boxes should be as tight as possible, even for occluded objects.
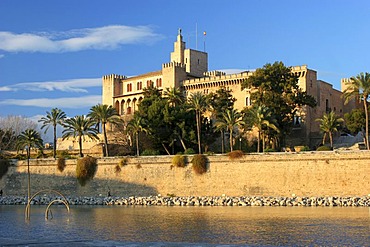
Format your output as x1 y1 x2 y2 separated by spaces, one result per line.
245 97 250 106
137 81 142 90
127 83 132 92
147 80 153 88
156 78 162 87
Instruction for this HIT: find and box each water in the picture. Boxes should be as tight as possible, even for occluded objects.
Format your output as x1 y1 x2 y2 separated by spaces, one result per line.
0 205 369 246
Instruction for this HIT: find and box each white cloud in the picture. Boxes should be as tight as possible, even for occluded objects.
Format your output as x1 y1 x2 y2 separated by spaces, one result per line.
0 25 162 53
0 95 101 108
0 78 101 93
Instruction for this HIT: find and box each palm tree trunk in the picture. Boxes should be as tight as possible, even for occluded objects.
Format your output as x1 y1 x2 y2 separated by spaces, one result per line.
79 135 83 157
262 133 266 152
103 123 109 157
178 135 187 151
229 128 233 152
329 132 333 148
53 125 57 159
364 99 369 150
136 133 140 156
221 131 225 154
162 143 171 155
27 146 31 219
257 131 260 153
322 133 327 145
196 111 201 154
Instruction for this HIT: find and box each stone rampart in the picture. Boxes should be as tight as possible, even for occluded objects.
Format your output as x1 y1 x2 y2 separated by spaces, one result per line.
0 151 369 198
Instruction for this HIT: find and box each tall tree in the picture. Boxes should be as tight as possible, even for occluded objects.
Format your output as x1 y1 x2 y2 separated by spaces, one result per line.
62 115 99 157
342 72 370 149
242 61 316 148
127 114 149 156
215 109 244 152
244 105 279 152
38 108 66 158
16 129 43 217
88 104 122 157
316 111 344 148
164 87 184 107
209 87 236 153
187 92 209 154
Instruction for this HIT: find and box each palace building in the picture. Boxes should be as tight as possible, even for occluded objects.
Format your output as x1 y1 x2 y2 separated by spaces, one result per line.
102 29 357 148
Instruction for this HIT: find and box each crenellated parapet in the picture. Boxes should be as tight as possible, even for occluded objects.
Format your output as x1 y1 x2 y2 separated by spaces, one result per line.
102 74 127 80
203 70 226 77
162 62 186 69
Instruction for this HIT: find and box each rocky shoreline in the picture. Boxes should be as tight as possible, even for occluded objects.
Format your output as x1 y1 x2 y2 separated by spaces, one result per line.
1 195 370 207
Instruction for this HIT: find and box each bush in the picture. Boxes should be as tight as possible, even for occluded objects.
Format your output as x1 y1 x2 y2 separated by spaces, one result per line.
141 149 160 156
172 155 186 168
264 148 277 153
192 154 208 175
57 157 66 172
227 150 244 160
114 164 121 173
57 150 72 159
76 156 98 186
316 146 332 151
0 159 10 179
184 148 195 155
115 158 128 174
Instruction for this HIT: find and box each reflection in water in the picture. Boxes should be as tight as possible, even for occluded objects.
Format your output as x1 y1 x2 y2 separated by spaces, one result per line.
0 206 369 246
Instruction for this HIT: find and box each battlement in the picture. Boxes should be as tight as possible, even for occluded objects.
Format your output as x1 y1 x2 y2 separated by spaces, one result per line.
341 78 351 84
290 65 308 71
183 71 251 85
102 74 127 80
162 62 186 69
204 70 226 77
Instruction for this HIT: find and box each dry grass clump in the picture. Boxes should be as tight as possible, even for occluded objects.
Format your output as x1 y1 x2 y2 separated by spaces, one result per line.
172 154 186 168
76 156 98 186
57 157 66 172
192 154 208 175
227 150 244 160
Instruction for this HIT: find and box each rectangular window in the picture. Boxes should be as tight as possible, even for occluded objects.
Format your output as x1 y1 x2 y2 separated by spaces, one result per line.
127 83 132 92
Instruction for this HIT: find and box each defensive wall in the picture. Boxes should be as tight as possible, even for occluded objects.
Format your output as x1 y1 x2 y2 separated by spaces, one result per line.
1 151 369 198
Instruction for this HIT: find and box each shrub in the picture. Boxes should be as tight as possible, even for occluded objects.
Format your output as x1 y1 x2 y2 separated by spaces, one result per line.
264 148 277 153
0 159 10 179
172 155 186 168
119 158 128 167
57 157 66 172
192 154 208 175
114 164 121 173
227 150 244 160
300 146 311 151
184 148 195 154
141 149 160 156
76 156 98 186
316 146 332 151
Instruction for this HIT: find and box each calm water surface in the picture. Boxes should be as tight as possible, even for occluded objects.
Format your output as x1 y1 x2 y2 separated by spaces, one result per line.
0 205 369 246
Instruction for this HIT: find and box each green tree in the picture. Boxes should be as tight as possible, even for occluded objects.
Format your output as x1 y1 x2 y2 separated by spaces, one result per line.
164 87 184 107
38 108 66 158
215 109 245 152
244 105 279 152
62 115 99 157
16 129 43 216
127 114 149 156
316 111 344 148
209 87 236 153
342 72 370 149
242 61 316 148
187 92 209 154
344 108 366 134
88 104 122 157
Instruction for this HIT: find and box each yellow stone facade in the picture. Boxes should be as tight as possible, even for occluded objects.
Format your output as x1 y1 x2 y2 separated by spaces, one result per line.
102 30 356 147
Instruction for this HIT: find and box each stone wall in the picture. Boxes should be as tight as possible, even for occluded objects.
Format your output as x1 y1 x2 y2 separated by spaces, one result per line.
0 151 369 198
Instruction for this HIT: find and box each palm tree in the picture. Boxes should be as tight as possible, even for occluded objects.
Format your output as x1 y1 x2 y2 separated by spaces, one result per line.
215 109 245 152
342 72 370 149
164 87 184 107
87 104 122 157
126 115 149 156
187 92 209 154
38 108 66 159
316 111 344 148
62 115 99 157
16 129 43 217
244 105 279 152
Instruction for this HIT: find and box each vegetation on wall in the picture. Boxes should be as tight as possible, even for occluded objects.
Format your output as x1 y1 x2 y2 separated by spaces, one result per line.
316 146 332 151
192 154 208 174
227 150 244 160
76 156 98 186
57 157 66 172
0 159 10 179
172 154 187 167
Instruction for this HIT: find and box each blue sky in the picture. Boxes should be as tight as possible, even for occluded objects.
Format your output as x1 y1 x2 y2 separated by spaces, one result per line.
1 0 370 122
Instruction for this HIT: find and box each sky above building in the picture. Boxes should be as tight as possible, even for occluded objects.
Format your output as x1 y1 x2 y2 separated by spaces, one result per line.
1 0 370 123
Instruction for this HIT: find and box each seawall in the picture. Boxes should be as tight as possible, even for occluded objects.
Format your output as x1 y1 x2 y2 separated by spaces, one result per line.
1 151 369 198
